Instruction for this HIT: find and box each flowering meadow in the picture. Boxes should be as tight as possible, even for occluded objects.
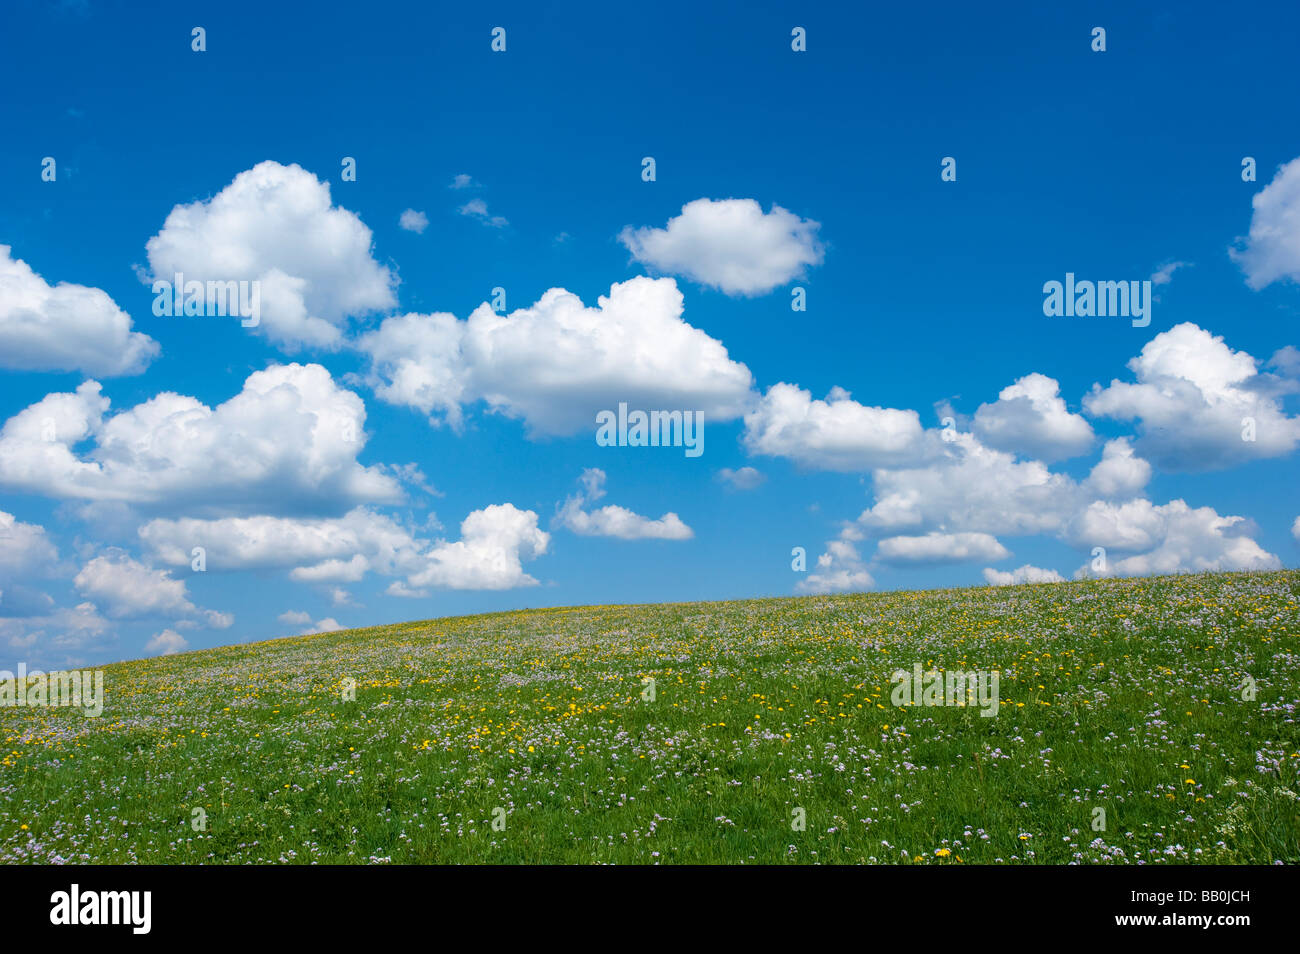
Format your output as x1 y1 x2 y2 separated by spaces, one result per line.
3 570 1297 864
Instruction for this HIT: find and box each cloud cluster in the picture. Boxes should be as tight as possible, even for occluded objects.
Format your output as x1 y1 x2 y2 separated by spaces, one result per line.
73 552 231 627
1072 500 1280 577
798 539 874 595
141 503 548 593
794 335 1284 591
458 198 508 228
0 602 110 661
141 507 420 578
0 364 402 514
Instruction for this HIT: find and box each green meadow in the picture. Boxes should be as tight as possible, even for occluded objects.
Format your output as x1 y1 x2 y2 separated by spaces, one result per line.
3 570 1298 864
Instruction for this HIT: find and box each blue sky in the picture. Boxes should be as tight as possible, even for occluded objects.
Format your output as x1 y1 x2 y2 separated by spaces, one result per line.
1 0 1298 669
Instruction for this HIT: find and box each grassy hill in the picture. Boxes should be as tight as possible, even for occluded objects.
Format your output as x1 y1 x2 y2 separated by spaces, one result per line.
3 570 1298 864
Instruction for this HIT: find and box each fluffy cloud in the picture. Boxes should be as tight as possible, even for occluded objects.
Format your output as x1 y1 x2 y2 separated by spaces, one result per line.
144 502 548 593
619 198 824 296
405 504 549 591
779 329 1285 592
798 539 874 595
399 209 428 233
1150 261 1191 286
743 384 931 471
458 198 507 228
145 161 396 350
1072 500 1280 577
1069 498 1169 550
846 422 1275 581
876 531 1010 565
359 276 754 435
0 602 111 661
983 565 1065 586
0 510 60 578
145 628 188 656
1230 156 1300 289
291 556 368 583
716 466 765 490
973 372 1094 461
73 553 230 626
277 610 312 626
1084 438 1152 498
555 469 692 541
0 245 159 376
1085 323 1300 470
140 507 423 580
0 364 402 514
1293 516 1300 542
857 432 1078 536
297 617 342 636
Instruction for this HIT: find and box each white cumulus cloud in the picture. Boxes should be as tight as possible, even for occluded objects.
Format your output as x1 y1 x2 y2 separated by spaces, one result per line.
1085 322 1300 470
876 531 1010 565
0 245 158 375
555 469 692 540
1084 438 1152 498
973 372 1094 461
142 501 548 593
982 565 1065 586
399 209 429 233
619 198 824 296
359 276 754 435
0 510 60 578
716 466 765 490
0 602 111 664
1073 500 1280 577
1231 155 1300 289
73 552 230 626
798 538 874 594
405 504 549 591
145 161 396 350
743 383 931 471
145 628 188 656
857 432 1078 536
0 364 402 514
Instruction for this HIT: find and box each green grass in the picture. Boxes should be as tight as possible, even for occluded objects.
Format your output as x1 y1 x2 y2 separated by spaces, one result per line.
3 570 1299 864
